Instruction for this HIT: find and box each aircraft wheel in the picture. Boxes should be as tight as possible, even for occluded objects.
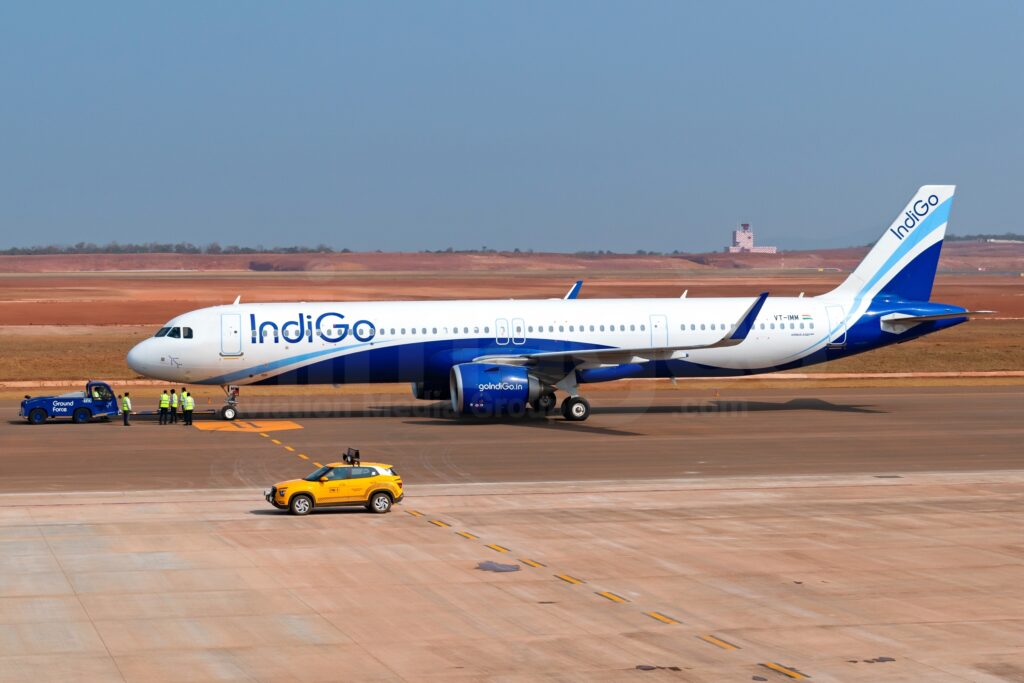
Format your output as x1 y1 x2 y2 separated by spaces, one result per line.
532 393 557 413
561 396 591 422
220 405 239 421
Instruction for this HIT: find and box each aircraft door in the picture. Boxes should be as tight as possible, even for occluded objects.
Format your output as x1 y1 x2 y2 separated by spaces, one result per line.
824 305 847 348
495 318 510 345
649 314 668 347
221 314 243 356
512 318 525 345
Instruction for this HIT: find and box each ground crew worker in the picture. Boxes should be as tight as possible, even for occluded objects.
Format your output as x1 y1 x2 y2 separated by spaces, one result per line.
182 391 195 425
90 385 100 400
180 387 188 423
121 392 132 426
169 389 179 424
158 390 170 424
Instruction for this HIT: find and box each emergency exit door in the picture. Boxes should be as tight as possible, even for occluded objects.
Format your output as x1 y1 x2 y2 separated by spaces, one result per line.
221 314 243 356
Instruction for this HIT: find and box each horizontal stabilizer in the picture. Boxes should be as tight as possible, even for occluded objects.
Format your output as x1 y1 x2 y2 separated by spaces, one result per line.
880 310 993 334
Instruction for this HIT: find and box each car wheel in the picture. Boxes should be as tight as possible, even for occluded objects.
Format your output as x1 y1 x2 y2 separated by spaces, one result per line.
289 494 313 516
72 408 91 424
28 408 46 425
369 492 393 514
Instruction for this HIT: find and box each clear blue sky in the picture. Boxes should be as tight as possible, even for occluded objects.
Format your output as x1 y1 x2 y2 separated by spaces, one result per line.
1 1 1021 252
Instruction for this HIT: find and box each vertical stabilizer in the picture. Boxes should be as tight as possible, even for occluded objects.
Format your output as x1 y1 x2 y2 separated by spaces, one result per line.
828 185 955 305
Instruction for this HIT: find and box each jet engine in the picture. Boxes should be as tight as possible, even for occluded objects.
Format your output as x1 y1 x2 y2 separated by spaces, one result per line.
449 363 547 415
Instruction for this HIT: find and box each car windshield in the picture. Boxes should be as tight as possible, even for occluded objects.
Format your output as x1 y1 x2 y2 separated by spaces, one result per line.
303 466 332 482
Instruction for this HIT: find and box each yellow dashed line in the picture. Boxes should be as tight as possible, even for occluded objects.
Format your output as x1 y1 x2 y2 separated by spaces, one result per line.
485 544 510 553
699 635 739 650
555 574 585 585
406 510 424 517
284 446 295 452
645 611 680 625
298 453 309 460
259 433 269 438
520 558 545 568
456 531 478 540
760 662 806 680
312 462 323 468
271 439 282 445
595 591 628 603
429 520 450 527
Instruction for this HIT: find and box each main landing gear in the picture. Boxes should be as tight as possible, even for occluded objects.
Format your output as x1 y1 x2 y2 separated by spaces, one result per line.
220 385 240 420
560 396 591 422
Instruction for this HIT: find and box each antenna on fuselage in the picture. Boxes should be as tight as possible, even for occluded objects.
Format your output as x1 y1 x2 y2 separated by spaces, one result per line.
232 295 241 305
680 290 688 298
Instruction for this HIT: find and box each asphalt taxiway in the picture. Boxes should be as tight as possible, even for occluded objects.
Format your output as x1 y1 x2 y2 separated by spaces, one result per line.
1 385 1021 493
1 384 1022 681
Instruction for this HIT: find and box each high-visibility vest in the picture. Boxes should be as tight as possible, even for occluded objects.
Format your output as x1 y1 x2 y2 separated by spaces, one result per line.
170 393 178 408
121 396 131 411
159 394 170 408
184 395 194 410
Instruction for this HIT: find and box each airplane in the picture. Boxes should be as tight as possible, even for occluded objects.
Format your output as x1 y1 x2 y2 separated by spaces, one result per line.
127 185 988 422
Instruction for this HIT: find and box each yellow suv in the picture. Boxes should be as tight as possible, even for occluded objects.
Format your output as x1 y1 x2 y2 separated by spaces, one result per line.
265 462 403 515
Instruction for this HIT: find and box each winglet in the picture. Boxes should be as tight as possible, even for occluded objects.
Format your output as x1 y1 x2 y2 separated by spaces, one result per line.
728 292 768 341
564 280 583 300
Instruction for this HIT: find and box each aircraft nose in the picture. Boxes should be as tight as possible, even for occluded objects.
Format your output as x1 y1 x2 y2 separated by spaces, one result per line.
126 340 152 375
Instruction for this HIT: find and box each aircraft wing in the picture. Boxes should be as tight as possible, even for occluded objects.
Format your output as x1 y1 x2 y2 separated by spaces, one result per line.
475 292 768 369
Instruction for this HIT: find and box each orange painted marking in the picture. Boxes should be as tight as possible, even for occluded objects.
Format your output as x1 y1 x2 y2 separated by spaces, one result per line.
429 520 450 528
595 591 627 603
520 558 545 568
699 635 739 650
645 611 680 625
555 574 585 585
456 531 478 540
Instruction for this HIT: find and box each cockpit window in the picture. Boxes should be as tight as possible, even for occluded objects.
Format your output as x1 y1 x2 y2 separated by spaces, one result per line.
167 327 181 339
182 327 193 339
155 327 170 338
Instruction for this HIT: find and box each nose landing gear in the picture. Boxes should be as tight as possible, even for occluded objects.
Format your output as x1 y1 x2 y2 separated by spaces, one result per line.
220 385 240 420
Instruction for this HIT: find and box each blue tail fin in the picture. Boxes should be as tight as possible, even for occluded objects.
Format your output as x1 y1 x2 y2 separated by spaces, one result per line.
830 185 955 303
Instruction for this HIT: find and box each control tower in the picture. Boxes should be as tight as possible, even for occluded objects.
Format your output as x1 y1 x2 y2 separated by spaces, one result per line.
726 223 777 254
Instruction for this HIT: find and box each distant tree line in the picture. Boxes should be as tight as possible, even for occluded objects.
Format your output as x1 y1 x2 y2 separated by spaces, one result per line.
0 242 351 256
946 233 1024 242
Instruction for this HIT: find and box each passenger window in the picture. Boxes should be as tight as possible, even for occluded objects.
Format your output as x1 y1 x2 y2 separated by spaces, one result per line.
528 326 533 333
799 322 804 329
182 327 193 339
411 328 416 335
589 325 594 332
167 327 181 339
473 326 479 333
484 327 489 333
760 323 765 329
432 327 437 334
421 328 426 334
326 467 350 481
810 322 815 329
600 325 605 332
569 325 574 332
155 327 170 338
559 325 564 332
464 327 469 333
549 325 554 332
700 324 705 331
640 325 645 331
770 323 775 330
401 328 406 335
620 325 625 331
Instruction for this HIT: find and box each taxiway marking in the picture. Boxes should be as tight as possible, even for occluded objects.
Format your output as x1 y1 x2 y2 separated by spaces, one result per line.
760 662 806 679
555 574 585 585
645 611 680 625
699 635 739 650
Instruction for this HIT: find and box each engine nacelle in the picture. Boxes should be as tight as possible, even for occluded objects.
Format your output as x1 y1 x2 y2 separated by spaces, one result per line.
450 363 545 416
411 379 451 401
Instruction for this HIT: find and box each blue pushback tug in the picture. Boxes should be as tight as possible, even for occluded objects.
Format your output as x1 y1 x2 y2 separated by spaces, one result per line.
19 381 120 424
